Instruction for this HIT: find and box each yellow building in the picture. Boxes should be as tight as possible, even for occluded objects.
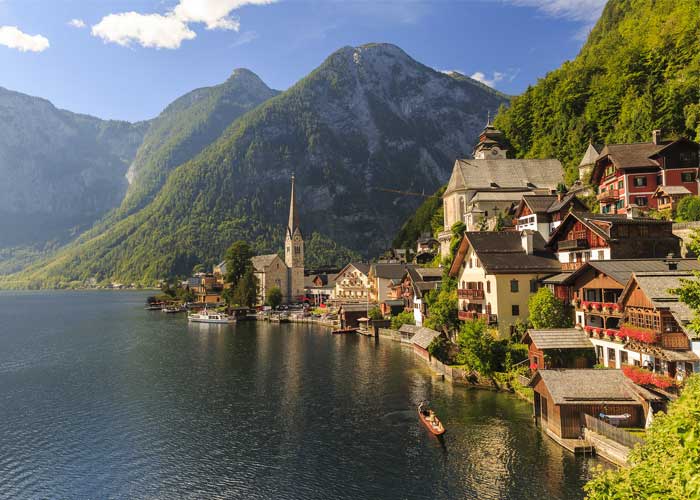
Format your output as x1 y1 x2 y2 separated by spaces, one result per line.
449 230 561 337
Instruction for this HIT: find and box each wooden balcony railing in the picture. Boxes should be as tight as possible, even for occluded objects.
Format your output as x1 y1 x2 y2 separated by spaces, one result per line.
458 288 484 299
559 238 589 251
597 189 619 202
661 332 691 350
458 311 497 323
562 261 584 271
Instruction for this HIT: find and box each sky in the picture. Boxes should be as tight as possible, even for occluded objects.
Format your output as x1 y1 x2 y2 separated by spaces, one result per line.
0 0 607 122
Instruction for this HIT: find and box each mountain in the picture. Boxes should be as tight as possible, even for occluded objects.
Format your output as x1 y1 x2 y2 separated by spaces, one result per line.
121 68 279 217
0 87 147 250
493 0 700 184
8 43 508 287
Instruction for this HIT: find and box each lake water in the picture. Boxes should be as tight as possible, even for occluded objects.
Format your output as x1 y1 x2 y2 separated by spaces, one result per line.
0 291 601 499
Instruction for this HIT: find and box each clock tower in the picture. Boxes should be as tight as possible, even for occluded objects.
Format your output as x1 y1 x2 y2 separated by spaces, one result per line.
472 114 508 159
285 175 304 302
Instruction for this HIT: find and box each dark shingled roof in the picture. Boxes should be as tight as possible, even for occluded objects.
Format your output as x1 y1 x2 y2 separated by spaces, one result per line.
597 142 663 169
372 263 409 280
251 254 281 271
410 327 441 349
522 194 559 214
524 329 594 350
531 369 662 405
548 211 672 244
464 231 561 273
561 259 700 287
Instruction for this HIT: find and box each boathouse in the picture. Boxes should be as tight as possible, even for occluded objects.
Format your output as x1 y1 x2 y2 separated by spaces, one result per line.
529 369 659 440
338 303 368 329
521 329 595 371
410 326 442 360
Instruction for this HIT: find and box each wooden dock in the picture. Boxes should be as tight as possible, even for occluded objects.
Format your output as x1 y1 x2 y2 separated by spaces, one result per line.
544 428 594 454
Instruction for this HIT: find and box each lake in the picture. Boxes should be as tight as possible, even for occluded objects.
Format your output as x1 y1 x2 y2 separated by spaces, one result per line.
0 291 601 499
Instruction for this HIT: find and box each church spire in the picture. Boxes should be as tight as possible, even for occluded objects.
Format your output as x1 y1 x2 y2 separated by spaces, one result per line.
287 174 299 237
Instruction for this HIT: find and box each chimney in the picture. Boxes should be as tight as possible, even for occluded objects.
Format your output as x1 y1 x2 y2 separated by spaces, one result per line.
665 253 678 271
521 230 534 255
652 129 662 145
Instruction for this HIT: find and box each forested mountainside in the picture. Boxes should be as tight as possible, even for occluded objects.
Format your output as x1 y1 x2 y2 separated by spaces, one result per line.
7 43 508 287
494 0 700 184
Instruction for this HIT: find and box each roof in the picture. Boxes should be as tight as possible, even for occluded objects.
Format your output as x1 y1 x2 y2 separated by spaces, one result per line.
522 194 559 214
410 327 441 349
548 211 672 245
251 254 281 271
451 231 561 275
579 142 600 167
445 158 564 195
541 272 572 285
561 259 700 287
470 191 529 203
382 299 405 307
597 142 664 169
399 324 420 336
523 329 594 350
531 369 662 405
371 263 409 280
335 262 370 280
414 267 443 279
339 303 369 312
654 185 692 196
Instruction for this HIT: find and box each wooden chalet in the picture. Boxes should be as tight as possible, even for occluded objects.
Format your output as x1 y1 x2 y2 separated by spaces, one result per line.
547 211 681 271
652 185 692 212
592 131 699 214
409 326 442 360
513 192 587 239
522 329 595 371
529 369 661 440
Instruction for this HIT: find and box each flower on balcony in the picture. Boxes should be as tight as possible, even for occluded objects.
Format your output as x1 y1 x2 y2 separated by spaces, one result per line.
593 327 601 336
622 365 674 389
620 324 658 344
584 325 593 333
529 362 538 371
581 301 589 310
591 302 601 311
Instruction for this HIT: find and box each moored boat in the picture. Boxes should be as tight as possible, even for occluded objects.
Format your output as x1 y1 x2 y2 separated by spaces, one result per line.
187 309 236 324
418 402 445 436
162 305 187 314
331 328 357 335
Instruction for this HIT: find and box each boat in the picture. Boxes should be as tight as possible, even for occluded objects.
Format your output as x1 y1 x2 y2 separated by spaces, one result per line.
162 305 186 314
145 303 163 311
418 402 445 436
187 309 236 324
331 328 357 335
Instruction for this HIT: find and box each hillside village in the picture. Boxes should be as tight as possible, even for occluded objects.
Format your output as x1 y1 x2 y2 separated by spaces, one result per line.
182 120 700 463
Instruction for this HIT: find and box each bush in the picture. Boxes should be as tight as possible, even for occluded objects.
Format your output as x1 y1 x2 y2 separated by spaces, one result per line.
266 286 283 309
528 287 572 329
390 310 415 330
368 306 383 321
676 196 700 221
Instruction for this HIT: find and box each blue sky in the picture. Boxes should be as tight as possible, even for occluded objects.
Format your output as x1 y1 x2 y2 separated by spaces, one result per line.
0 0 606 122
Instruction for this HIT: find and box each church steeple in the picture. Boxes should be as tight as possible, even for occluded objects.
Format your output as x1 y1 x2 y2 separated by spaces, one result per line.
284 174 304 302
287 174 300 238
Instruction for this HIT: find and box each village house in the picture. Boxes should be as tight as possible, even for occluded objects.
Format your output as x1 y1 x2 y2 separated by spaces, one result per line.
557 259 700 382
652 185 693 213
415 233 440 264
529 369 663 441
337 303 369 329
304 272 337 306
449 230 561 337
513 192 587 239
547 211 681 271
592 130 700 214
438 122 564 257
522 329 595 371
369 263 409 304
332 263 371 302
251 176 305 305
393 266 443 326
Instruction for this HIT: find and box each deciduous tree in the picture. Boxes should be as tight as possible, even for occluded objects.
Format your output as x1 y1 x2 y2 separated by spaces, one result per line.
528 287 572 329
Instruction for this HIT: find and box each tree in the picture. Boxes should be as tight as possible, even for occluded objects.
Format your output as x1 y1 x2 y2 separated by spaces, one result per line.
391 310 415 330
528 287 572 329
424 288 459 334
585 375 700 500
368 306 383 321
455 320 497 374
224 241 254 286
266 286 283 309
192 263 206 274
232 268 258 308
675 196 700 222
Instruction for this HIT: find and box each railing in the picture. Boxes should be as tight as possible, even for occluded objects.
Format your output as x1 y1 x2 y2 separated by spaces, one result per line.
661 332 691 350
458 288 484 299
597 189 619 202
458 311 497 323
562 262 584 271
559 238 589 251
583 414 645 448
579 301 622 315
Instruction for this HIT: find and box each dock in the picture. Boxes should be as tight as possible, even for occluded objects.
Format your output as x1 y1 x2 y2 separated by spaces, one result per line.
544 428 594 454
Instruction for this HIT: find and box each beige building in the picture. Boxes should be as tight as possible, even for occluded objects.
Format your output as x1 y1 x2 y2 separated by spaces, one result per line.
439 123 564 257
369 263 408 304
449 231 561 337
333 263 371 302
252 254 288 305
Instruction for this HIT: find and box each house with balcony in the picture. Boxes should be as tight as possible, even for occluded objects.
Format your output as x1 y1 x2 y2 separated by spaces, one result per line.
332 263 371 303
438 123 564 257
591 130 700 214
392 266 442 326
522 329 595 371
368 263 409 304
513 192 587 239
449 230 561 337
651 185 693 213
559 259 700 383
547 211 681 271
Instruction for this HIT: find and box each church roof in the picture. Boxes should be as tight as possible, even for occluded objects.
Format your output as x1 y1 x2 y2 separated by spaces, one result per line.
579 142 600 167
251 254 282 271
287 175 301 238
445 158 564 196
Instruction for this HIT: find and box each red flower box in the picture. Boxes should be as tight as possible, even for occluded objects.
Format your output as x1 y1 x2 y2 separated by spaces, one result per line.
612 304 621 312
529 363 538 371
591 303 601 311
584 325 593 332
620 325 658 344
622 365 673 389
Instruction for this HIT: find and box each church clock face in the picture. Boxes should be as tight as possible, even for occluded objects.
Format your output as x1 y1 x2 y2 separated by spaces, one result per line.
490 147 500 156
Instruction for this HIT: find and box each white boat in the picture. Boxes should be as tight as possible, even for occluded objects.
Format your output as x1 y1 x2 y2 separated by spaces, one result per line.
187 309 236 324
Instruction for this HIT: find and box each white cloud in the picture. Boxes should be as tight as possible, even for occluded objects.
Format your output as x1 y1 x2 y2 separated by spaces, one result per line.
470 71 506 88
231 30 258 47
68 19 86 29
505 0 606 23
0 26 49 52
92 0 277 49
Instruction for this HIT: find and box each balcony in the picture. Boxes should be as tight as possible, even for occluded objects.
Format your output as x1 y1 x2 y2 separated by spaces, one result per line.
458 288 484 300
579 301 622 316
562 261 584 271
661 332 690 350
559 238 589 251
458 311 497 323
597 189 619 202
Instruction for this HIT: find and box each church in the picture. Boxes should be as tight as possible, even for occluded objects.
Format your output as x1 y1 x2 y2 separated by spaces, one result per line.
251 176 305 305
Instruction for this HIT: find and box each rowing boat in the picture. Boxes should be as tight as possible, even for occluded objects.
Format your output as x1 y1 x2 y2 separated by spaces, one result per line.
418 403 445 436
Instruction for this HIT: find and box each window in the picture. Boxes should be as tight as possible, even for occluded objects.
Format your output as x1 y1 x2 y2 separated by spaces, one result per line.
681 171 696 182
618 180 624 189
602 205 610 214
680 151 698 165
635 196 648 206
486 281 491 293
616 199 624 209
530 279 538 293
633 176 647 187
469 259 472 269
597 250 605 260
607 348 617 366
620 351 629 365
510 279 519 293
512 305 520 316
656 174 663 186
